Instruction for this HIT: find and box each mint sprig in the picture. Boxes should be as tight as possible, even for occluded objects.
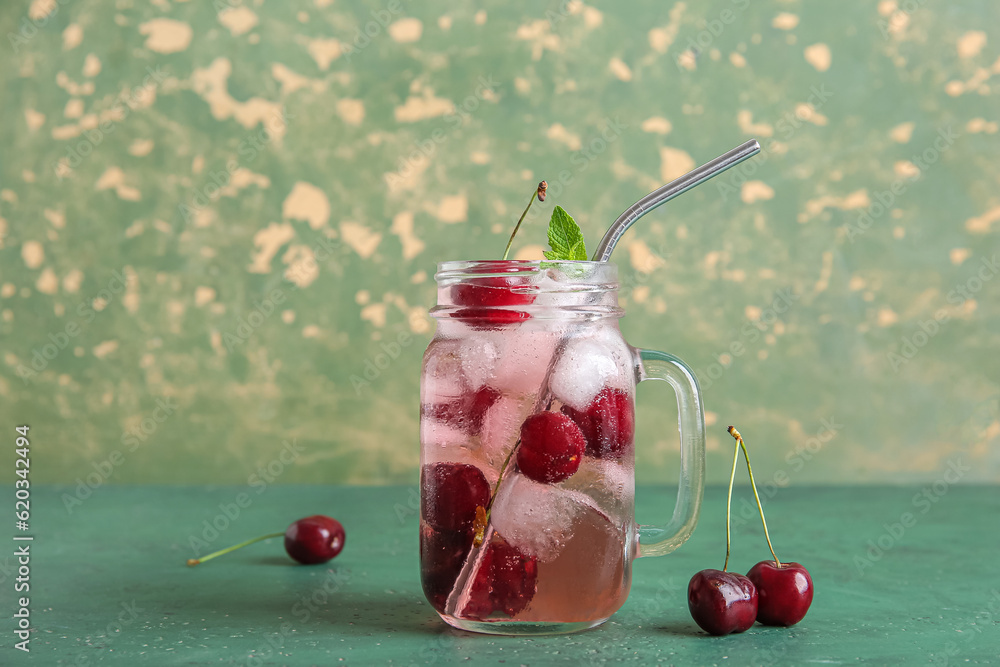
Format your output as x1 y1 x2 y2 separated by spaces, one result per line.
543 206 588 261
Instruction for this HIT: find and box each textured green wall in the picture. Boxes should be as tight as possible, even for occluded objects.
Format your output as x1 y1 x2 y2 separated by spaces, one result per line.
1 0 997 487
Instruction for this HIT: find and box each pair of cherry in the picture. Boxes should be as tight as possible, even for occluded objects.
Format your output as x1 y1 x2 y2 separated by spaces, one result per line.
687 426 814 635
689 561 813 635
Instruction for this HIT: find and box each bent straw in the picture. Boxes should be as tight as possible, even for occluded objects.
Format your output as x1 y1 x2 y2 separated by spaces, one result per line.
592 139 761 262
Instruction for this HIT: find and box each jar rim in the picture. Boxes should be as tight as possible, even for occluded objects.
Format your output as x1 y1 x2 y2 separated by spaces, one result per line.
435 260 619 286
432 260 622 320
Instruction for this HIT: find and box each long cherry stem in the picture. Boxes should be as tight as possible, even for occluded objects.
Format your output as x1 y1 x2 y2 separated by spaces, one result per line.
728 425 782 568
502 181 547 260
723 428 741 572
186 532 284 567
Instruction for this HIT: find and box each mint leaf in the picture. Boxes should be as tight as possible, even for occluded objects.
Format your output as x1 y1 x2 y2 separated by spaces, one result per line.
544 206 588 261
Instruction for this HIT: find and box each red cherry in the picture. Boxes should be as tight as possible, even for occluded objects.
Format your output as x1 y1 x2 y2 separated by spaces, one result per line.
420 523 475 613
424 386 501 434
688 569 758 636
187 515 346 567
746 560 813 626
451 275 535 328
516 411 586 484
421 462 491 533
464 539 539 618
562 387 635 459
284 515 346 564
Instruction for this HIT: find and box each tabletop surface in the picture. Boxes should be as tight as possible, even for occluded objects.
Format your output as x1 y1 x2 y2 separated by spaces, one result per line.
3 484 998 666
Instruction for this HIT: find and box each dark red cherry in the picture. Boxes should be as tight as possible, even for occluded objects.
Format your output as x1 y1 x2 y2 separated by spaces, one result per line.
452 275 535 308
746 560 813 626
516 411 586 484
420 523 475 612
451 274 535 328
421 462 491 533
284 515 346 565
464 538 538 618
187 516 346 567
562 387 634 459
688 569 758 636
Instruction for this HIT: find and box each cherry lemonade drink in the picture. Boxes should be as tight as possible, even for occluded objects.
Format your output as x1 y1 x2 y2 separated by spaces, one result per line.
421 261 637 632
419 191 705 635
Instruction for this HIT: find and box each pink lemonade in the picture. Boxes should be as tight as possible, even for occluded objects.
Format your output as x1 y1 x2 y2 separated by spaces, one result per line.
420 261 639 631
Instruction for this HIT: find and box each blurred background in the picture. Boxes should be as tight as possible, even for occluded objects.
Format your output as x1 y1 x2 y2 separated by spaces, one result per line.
1 0 997 488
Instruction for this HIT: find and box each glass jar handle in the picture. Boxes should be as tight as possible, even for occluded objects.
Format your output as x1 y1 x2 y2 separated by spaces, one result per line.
634 348 706 558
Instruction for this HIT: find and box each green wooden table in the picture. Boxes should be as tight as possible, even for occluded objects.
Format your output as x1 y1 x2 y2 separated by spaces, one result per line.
3 485 997 666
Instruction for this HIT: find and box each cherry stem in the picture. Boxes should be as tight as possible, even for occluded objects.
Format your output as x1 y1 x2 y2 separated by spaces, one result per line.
502 181 547 260
728 426 782 568
186 532 284 567
723 428 741 572
474 438 520 547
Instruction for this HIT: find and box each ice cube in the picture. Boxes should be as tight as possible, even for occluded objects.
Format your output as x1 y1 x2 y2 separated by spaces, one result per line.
560 456 634 525
478 393 528 470
422 337 468 403
459 335 500 390
549 338 618 411
491 325 564 397
490 472 599 562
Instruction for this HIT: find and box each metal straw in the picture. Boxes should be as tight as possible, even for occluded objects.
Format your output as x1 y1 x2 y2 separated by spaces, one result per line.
592 139 761 262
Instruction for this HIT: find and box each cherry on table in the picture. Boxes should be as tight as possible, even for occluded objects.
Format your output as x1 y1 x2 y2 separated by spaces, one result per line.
284 515 346 565
746 560 813 626
688 569 758 636
186 515 345 567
